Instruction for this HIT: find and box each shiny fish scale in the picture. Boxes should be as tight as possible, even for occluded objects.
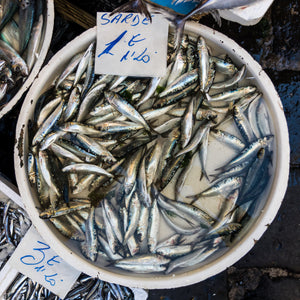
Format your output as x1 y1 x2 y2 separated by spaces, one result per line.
28 30 274 276
5 273 134 300
0 200 31 270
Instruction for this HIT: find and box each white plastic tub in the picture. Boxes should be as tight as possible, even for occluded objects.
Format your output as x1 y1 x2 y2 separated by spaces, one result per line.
0 0 54 119
14 23 289 289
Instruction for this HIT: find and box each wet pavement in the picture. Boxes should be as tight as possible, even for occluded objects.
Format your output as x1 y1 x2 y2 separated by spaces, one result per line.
0 0 299 299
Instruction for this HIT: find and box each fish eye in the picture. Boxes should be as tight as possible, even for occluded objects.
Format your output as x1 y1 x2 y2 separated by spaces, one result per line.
14 65 21 73
0 75 6 83
20 0 30 9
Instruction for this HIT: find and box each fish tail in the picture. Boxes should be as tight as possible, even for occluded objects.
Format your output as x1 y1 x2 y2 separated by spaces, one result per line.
172 16 186 53
110 0 152 22
202 169 210 182
186 194 200 204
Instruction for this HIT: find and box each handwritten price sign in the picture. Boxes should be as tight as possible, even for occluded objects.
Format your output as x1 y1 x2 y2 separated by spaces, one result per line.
9 227 80 299
95 12 168 77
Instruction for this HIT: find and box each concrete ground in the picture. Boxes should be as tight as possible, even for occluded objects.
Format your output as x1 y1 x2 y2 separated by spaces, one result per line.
0 0 298 299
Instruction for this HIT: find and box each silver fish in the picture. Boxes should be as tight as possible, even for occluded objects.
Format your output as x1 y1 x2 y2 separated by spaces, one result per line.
147 198 160 253
161 209 203 235
232 105 255 144
137 76 160 106
124 191 141 243
156 234 181 250
59 122 103 137
159 68 198 98
114 254 170 273
0 39 28 76
176 122 210 157
39 200 91 219
104 91 153 133
63 87 81 122
76 133 116 162
49 142 84 163
74 42 95 86
62 163 113 177
167 39 188 86
27 13 44 71
207 86 257 103
181 97 194 148
103 199 123 244
36 94 63 127
197 36 210 92
224 136 273 169
189 176 243 200
80 206 98 261
32 100 65 146
136 205 149 244
77 83 106 122
247 94 262 139
136 155 152 207
102 204 120 254
156 244 193 258
165 239 220 274
56 52 84 88
211 56 237 76
210 129 245 151
212 64 246 90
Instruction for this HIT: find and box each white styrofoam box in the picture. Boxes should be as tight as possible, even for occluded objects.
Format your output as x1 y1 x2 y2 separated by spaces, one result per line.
150 0 274 25
219 0 275 25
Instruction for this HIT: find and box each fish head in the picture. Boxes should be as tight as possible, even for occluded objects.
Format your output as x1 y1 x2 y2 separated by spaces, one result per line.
39 210 52 219
12 61 28 77
19 0 33 10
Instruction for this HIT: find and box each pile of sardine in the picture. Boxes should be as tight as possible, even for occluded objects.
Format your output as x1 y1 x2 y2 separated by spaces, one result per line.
0 198 31 270
0 0 45 110
27 30 273 275
5 273 134 299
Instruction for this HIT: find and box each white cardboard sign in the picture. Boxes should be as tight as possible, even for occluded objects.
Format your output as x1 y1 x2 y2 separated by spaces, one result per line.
95 12 168 77
8 226 81 299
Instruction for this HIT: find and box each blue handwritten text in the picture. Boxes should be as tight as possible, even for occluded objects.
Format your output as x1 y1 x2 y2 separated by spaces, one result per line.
99 13 153 26
98 30 152 64
19 241 63 286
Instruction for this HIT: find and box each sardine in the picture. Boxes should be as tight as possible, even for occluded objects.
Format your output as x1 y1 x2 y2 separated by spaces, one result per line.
147 199 160 253
189 176 243 201
0 39 28 76
104 91 153 133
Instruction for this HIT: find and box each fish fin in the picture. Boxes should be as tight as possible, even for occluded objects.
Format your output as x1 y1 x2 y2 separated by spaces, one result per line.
214 165 225 172
224 205 239 219
205 93 212 102
209 174 219 183
186 194 201 204
114 174 124 184
110 0 152 22
199 169 204 181
200 169 209 182
202 169 210 182
159 130 171 139
210 10 222 27
172 16 187 53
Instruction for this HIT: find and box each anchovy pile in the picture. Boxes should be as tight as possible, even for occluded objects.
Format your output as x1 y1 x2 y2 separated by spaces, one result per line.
27 29 273 275
0 199 31 270
0 0 45 110
5 273 134 300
